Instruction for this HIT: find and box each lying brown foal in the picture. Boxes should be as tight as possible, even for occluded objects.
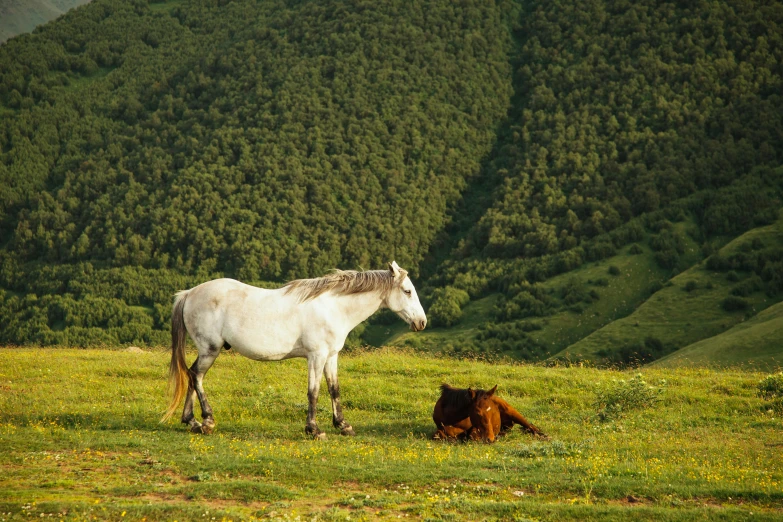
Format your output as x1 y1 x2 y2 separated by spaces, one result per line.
432 384 547 442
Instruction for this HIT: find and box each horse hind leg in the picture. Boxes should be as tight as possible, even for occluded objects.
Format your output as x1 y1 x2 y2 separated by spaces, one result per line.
181 362 200 432
188 343 221 434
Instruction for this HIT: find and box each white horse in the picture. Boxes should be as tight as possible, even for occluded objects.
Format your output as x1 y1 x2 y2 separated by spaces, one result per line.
161 261 426 439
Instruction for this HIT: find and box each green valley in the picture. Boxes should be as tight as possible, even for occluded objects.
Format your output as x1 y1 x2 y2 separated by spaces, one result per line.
0 0 782 368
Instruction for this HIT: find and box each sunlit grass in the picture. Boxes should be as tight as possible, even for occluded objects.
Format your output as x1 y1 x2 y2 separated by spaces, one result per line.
0 347 781 520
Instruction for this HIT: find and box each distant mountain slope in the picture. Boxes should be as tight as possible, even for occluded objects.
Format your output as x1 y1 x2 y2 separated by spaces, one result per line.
651 301 783 370
0 0 91 43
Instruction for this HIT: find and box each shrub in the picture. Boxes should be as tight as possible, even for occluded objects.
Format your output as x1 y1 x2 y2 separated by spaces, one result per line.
758 373 783 414
628 243 643 255
494 288 552 321
722 295 749 311
595 374 666 421
726 270 740 282
757 373 783 400
648 281 664 295
684 280 698 292
654 249 680 269
428 286 470 327
730 274 762 297
608 265 621 276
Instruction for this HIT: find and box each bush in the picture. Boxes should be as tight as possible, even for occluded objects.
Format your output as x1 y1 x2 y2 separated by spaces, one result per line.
595 374 666 421
758 373 783 400
628 244 643 255
654 249 680 269
684 280 698 292
494 288 552 321
608 265 621 276
758 373 783 414
730 274 762 297
722 295 749 311
428 286 470 327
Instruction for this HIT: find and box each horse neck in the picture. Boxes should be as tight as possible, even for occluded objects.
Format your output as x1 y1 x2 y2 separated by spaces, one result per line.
327 290 385 332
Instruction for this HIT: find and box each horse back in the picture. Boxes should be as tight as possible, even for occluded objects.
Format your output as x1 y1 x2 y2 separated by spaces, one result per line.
183 278 307 359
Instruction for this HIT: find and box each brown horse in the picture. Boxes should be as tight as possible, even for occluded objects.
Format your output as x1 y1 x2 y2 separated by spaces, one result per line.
432 384 547 442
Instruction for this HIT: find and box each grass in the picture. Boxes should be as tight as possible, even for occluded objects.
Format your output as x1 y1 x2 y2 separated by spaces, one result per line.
557 217 783 365
652 301 783 370
1 347 782 520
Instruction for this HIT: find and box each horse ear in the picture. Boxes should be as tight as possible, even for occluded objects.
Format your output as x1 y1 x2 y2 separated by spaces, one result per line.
388 261 401 278
469 387 476 400
488 385 498 396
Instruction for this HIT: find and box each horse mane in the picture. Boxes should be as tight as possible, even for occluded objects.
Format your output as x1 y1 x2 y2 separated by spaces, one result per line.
438 384 492 410
283 268 406 302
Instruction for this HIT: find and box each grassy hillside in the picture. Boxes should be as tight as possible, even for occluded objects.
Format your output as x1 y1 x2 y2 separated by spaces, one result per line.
652 301 783 370
1 348 781 520
557 210 783 366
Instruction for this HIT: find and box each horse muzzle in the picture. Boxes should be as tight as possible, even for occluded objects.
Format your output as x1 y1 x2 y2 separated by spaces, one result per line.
410 319 427 332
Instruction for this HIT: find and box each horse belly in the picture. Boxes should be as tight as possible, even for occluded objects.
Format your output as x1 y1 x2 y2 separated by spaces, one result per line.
222 300 306 361
226 323 305 361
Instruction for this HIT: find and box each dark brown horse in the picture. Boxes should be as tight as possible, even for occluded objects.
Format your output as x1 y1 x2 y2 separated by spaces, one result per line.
432 384 547 442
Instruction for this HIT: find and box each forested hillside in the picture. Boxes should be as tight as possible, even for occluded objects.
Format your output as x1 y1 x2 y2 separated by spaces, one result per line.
1 0 782 364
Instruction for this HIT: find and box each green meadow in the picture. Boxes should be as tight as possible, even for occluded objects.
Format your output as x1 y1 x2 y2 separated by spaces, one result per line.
1 348 781 521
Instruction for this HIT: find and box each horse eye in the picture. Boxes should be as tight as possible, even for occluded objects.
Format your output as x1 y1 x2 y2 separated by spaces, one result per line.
403 289 412 296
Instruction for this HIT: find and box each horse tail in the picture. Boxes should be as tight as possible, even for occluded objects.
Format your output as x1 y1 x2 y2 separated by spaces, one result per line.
161 290 190 422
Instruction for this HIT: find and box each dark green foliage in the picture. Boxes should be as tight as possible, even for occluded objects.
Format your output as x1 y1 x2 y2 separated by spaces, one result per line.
494 284 553 321
607 265 620 276
683 281 698 293
462 0 783 262
722 295 750 312
628 244 643 255
706 241 783 299
428 286 470 327
730 274 763 297
474 321 547 360
597 336 672 367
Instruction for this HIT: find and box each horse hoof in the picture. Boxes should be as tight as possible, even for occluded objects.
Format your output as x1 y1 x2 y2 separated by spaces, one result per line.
201 424 215 435
340 425 356 436
314 432 327 441
189 422 203 434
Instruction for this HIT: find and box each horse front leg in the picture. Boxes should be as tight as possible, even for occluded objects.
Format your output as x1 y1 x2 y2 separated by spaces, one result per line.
305 355 327 440
324 353 354 436
498 401 547 439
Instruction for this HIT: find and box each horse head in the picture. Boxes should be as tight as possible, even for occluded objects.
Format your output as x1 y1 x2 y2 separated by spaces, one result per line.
384 261 427 332
468 385 500 442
